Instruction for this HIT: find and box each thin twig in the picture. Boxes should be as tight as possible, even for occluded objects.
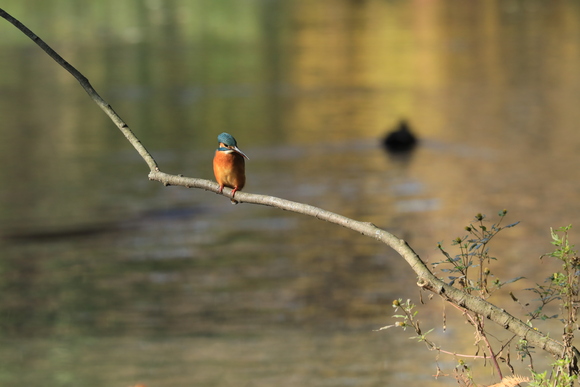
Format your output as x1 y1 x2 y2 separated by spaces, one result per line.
456 303 504 379
0 8 158 172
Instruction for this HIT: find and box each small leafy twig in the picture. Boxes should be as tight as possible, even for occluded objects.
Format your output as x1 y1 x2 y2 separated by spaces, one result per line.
378 299 489 360
539 225 580 377
434 210 521 297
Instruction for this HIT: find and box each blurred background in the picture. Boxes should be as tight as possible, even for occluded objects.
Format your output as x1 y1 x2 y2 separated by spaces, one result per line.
1 1 580 386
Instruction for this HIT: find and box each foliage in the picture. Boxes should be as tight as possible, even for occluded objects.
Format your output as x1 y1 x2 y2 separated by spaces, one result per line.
433 209 521 298
381 212 580 387
533 225 579 385
529 358 577 387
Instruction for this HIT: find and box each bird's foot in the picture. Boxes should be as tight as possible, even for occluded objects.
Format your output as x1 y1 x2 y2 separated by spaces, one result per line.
230 187 239 204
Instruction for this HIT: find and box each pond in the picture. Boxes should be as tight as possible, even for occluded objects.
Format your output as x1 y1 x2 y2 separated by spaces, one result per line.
1 1 580 386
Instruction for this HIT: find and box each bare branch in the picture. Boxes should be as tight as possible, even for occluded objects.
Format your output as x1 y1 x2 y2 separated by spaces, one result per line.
147 172 577 362
0 8 158 172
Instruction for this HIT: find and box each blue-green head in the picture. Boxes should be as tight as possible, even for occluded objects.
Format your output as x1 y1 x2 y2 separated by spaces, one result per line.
217 132 249 160
217 132 238 147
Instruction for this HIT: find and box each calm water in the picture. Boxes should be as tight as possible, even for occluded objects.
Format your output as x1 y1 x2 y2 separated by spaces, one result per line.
1 1 580 386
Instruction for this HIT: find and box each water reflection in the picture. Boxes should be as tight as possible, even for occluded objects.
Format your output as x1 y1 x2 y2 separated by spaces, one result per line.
1 0 580 385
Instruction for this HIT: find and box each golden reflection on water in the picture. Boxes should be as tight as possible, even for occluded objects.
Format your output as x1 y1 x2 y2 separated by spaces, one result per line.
1 1 580 386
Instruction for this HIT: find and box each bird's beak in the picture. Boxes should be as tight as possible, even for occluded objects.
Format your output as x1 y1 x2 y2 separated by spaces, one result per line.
233 146 249 160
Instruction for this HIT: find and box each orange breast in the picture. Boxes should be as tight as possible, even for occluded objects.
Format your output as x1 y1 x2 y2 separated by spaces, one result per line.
213 150 246 190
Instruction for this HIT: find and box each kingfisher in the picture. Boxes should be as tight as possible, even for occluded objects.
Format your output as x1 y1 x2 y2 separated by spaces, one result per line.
213 132 249 201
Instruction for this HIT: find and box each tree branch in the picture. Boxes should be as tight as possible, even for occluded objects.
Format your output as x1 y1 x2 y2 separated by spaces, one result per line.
0 8 158 173
1 7 575 364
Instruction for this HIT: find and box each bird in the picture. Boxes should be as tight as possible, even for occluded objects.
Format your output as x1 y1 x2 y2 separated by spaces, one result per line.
383 120 418 153
213 132 249 201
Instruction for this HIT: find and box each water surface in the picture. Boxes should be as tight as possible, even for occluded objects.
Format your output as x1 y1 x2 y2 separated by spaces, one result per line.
1 1 580 386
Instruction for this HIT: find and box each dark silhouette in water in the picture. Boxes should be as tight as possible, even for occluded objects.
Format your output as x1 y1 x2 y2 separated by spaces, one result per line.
383 120 417 153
